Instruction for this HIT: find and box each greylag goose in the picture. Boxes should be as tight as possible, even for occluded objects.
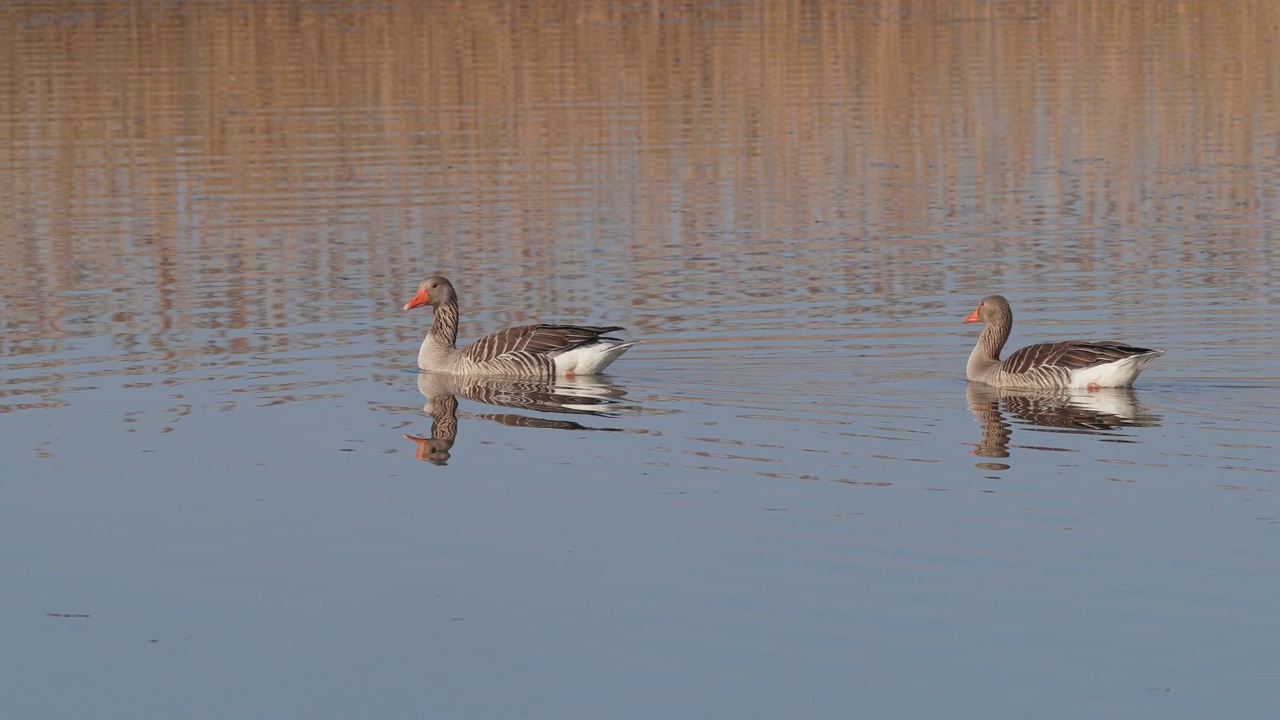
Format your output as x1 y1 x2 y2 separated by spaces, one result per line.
403 275 636 378
963 295 1163 390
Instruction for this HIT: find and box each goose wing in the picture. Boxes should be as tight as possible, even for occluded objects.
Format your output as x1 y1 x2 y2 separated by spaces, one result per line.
461 324 624 363
1003 340 1156 374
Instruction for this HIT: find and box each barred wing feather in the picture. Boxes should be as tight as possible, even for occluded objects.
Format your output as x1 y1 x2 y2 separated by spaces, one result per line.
1002 340 1157 374
461 324 626 363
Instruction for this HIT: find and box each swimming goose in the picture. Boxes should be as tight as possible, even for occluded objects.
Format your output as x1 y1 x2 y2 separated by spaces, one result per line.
963 295 1163 390
403 275 636 378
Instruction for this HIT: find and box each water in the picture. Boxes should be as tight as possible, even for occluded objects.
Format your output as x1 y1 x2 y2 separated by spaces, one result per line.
3 1 1280 718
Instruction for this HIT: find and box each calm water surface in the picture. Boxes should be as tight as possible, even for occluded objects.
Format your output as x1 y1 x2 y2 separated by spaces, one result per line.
3 2 1280 718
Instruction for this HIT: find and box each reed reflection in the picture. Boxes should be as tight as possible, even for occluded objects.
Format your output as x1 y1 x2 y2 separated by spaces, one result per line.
404 372 632 466
965 384 1161 469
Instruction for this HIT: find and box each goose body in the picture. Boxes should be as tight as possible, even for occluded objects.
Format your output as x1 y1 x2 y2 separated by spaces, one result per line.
963 295 1163 390
404 275 636 378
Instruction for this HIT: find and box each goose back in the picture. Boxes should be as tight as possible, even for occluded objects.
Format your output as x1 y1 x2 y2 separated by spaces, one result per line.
461 323 626 363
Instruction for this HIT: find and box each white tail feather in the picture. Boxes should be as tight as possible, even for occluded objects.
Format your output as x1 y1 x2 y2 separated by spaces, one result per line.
553 341 638 376
1066 351 1164 388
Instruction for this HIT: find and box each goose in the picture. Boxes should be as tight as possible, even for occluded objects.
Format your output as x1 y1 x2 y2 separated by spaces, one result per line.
403 275 636 378
963 295 1163 390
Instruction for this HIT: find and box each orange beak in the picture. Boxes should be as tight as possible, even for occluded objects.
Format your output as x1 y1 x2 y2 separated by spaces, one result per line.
962 308 981 324
403 288 430 310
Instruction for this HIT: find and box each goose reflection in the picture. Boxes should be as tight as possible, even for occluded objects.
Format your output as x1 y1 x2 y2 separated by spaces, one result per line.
966 383 1161 467
404 371 633 465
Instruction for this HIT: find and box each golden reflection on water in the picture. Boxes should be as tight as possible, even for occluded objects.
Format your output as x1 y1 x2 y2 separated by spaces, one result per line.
2 0 1279 411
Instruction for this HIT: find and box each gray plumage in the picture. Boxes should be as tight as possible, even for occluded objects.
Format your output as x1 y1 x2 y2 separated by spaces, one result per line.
404 275 636 378
964 295 1163 389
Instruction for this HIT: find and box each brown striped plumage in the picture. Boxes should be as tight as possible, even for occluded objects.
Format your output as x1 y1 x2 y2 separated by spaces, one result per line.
404 275 636 378
460 323 626 364
963 295 1163 389
1001 339 1155 376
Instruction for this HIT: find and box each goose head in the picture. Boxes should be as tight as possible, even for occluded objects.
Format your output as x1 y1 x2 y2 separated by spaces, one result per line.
403 275 457 310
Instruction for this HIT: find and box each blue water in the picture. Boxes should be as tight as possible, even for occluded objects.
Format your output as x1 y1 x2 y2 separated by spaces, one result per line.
3 2 1280 718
